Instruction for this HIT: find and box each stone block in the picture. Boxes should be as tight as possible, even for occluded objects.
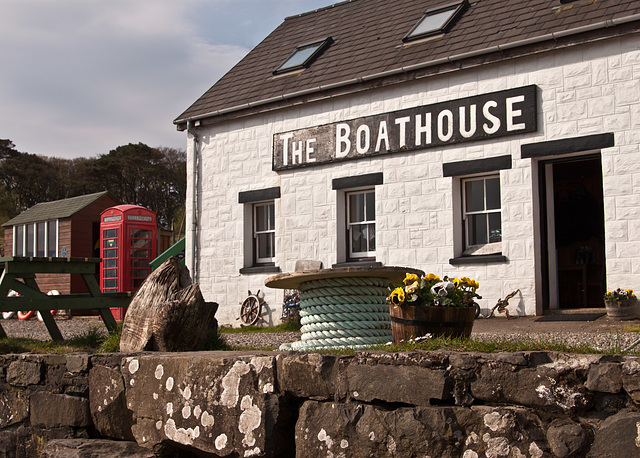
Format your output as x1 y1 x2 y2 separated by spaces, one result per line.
41 439 156 458
586 363 623 394
89 365 134 440
66 354 90 374
7 361 42 387
0 386 30 428
278 353 342 399
295 400 548 457
346 363 452 405
546 418 588 458
122 353 290 457
30 392 91 429
589 410 640 457
471 365 593 412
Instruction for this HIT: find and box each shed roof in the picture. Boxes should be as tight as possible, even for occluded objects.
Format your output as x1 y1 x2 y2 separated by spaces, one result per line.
2 191 117 227
175 0 640 130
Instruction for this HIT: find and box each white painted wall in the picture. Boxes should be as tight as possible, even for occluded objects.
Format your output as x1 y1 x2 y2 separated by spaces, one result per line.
185 34 640 326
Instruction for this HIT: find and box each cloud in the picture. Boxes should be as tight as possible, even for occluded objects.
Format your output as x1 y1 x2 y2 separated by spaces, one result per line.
0 0 333 158
0 0 248 158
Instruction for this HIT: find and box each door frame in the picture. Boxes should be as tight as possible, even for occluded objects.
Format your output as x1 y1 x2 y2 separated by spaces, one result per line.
536 152 604 311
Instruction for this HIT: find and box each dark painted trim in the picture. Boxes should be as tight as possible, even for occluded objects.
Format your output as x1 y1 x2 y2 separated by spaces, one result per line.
443 155 512 177
238 187 281 203
332 172 384 190
332 260 383 268
521 133 614 159
239 265 281 274
449 254 508 265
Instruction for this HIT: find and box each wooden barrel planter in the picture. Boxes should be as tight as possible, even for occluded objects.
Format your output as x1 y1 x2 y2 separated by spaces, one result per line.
389 304 476 345
604 299 638 320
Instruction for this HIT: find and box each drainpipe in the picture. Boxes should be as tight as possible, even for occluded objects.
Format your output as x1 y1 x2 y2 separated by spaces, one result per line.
186 120 200 282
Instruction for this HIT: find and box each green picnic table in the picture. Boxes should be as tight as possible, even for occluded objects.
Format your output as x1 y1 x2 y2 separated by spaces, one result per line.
0 256 132 341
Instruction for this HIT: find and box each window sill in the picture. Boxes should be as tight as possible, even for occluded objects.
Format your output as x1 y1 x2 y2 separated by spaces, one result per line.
449 254 508 265
332 260 383 268
240 266 281 274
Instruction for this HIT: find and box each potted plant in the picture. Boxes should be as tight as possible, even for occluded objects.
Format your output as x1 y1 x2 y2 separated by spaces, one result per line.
604 288 637 320
388 273 481 345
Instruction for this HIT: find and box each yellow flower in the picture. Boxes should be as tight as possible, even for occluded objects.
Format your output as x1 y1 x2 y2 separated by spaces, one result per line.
452 277 461 288
404 273 419 285
389 287 405 305
425 273 440 282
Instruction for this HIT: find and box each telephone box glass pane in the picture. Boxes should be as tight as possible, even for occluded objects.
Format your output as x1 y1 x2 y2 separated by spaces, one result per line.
104 229 117 238
132 269 149 278
132 238 150 249
132 249 149 258
131 229 151 239
105 249 117 258
104 279 116 288
104 239 118 248
104 269 117 278
104 258 116 268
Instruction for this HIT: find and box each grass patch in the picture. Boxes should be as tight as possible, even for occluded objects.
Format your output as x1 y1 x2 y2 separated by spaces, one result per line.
219 322 301 334
380 335 638 355
0 323 122 355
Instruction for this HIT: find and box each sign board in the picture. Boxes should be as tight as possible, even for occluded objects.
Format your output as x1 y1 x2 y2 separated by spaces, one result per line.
273 85 537 171
127 215 153 222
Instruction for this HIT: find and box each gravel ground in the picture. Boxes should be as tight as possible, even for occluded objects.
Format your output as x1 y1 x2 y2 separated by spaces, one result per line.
2 316 640 353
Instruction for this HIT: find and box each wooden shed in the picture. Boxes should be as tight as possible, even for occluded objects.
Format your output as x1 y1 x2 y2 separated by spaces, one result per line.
2 191 120 295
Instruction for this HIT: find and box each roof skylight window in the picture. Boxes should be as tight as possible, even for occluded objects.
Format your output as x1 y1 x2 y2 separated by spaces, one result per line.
273 37 333 74
403 0 469 42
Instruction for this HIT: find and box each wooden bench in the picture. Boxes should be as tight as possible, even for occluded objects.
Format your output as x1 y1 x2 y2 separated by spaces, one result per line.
0 256 132 341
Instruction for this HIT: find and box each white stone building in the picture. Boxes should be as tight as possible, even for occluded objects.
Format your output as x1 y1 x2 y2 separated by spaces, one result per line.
175 0 640 326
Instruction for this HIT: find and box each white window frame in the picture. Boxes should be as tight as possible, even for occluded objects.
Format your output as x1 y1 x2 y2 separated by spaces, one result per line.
346 188 376 259
13 220 59 257
461 176 502 255
253 201 275 265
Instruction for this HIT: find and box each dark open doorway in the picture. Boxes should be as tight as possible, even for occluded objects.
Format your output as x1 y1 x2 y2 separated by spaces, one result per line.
542 155 606 309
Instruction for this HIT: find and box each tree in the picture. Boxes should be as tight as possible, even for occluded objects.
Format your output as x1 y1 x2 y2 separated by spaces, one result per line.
92 143 186 229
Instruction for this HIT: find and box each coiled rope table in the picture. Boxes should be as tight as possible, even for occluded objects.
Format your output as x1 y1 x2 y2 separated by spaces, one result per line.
265 266 423 350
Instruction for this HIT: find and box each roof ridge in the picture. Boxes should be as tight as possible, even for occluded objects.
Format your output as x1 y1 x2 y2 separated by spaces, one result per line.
283 0 357 21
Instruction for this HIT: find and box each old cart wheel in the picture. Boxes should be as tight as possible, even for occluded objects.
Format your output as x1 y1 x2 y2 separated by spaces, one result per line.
240 295 261 326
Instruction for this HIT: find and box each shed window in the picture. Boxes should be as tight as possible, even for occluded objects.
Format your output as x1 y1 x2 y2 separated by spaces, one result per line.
273 37 333 74
403 1 468 42
13 220 58 257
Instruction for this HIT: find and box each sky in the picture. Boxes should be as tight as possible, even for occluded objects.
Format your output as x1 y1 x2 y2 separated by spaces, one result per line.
0 0 336 159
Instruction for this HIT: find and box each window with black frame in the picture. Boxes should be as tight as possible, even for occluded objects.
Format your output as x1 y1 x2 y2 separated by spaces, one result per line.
462 176 502 253
346 189 376 260
254 201 275 265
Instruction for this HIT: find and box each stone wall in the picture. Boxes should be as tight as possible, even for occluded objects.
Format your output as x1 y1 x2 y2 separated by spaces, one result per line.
2 349 640 457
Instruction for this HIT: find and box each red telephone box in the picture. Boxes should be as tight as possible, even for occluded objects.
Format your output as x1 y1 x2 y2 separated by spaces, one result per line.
100 205 157 320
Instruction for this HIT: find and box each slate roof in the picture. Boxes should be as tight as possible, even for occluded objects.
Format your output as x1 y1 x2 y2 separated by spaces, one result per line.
2 191 116 227
174 0 640 130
